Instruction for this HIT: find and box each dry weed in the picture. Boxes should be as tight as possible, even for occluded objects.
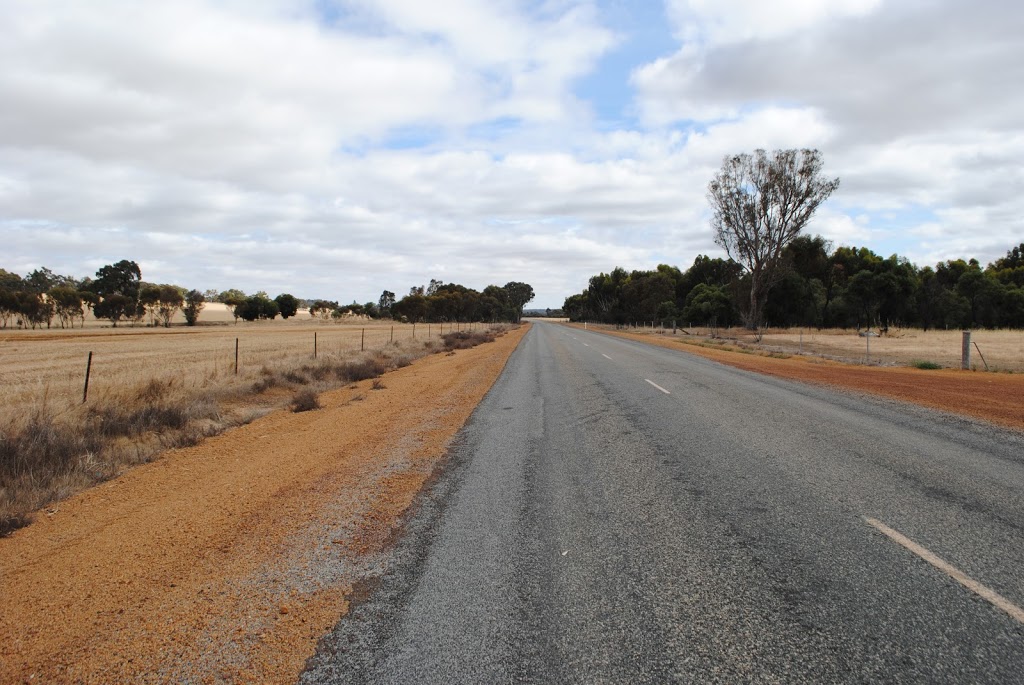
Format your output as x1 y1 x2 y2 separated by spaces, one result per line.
0 323 514 535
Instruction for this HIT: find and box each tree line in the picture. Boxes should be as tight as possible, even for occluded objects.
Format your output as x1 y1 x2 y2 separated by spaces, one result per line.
563 240 1024 331
0 260 534 329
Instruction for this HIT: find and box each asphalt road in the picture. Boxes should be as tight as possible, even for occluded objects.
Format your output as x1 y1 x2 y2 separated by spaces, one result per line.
302 322 1024 683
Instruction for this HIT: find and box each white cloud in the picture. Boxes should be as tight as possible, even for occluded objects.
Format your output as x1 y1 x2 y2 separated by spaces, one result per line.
2 0 1023 308
665 0 882 44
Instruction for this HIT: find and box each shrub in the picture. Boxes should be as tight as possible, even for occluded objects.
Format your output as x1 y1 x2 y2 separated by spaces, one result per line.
283 370 309 385
252 376 278 393
335 358 387 382
291 389 321 412
441 330 496 351
911 360 942 370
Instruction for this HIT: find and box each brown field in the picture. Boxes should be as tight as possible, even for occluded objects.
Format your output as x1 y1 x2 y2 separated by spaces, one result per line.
611 324 1024 372
0 316 494 533
1 315 470 415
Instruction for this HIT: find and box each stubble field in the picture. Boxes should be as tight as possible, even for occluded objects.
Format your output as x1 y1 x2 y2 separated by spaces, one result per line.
620 324 1024 372
0 312 494 533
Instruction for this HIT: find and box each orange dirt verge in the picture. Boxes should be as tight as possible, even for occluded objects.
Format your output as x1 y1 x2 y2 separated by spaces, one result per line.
0 324 528 684
587 327 1024 430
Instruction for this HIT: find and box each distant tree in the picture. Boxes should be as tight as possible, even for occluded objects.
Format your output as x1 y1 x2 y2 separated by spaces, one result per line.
708 149 839 333
218 289 247 323
0 288 18 328
155 285 184 327
48 287 84 329
309 300 339 321
235 294 279 321
91 260 143 326
378 290 396 318
79 290 98 325
183 290 205 326
0 269 23 291
683 284 733 327
274 293 299 319
24 267 75 293
18 292 56 329
95 294 135 327
139 285 162 326
993 243 1024 270
502 281 535 323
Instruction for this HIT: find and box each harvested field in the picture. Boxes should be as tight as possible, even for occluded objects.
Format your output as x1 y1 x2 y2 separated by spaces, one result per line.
0 319 493 535
621 324 1024 372
0 318 471 411
0 323 528 683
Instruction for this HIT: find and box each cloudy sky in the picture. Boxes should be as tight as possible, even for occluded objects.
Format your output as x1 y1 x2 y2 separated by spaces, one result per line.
2 0 1021 307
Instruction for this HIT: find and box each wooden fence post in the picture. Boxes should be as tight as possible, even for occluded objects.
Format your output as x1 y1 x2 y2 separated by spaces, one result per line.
83 351 93 403
235 338 239 374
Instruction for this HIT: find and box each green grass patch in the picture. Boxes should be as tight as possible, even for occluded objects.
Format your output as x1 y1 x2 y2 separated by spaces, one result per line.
910 360 942 370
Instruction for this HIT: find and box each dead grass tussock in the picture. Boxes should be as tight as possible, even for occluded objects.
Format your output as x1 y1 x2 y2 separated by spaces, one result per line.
441 330 497 351
1 324 514 536
290 389 321 413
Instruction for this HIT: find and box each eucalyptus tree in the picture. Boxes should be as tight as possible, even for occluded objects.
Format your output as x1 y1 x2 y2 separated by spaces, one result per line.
708 149 839 332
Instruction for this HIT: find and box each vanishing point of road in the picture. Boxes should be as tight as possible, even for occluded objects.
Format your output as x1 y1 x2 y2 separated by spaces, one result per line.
303 321 1024 683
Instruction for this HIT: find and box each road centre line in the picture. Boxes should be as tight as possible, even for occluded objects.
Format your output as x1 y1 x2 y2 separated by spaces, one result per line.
582 343 590 347
645 379 671 395
864 517 1024 625
602 354 612 360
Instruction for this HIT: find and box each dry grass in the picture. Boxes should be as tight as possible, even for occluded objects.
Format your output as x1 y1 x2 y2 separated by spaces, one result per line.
0 320 508 535
604 324 1024 372
441 329 497 350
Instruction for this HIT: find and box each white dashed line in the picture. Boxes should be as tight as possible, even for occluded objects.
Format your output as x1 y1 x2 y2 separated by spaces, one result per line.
644 379 671 395
602 354 612 360
582 343 590 347
864 516 1024 625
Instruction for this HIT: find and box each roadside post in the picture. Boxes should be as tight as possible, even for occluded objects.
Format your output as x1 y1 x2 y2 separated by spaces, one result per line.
962 330 971 369
83 351 93 403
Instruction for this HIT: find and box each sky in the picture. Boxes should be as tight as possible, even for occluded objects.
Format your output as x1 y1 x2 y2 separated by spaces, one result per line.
2 0 1022 308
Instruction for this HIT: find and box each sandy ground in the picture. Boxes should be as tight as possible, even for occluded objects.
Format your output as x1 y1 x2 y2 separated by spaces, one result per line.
0 325 528 683
586 326 1024 430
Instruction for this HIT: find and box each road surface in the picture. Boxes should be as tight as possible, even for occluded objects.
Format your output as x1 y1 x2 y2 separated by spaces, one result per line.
302 322 1024 683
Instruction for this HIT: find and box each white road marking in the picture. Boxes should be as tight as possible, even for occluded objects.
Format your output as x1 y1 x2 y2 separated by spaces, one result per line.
864 516 1024 625
644 379 671 395
582 343 590 347
602 354 612 360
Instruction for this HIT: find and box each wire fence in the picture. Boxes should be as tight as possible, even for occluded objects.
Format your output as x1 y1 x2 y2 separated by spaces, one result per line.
1 321 483 416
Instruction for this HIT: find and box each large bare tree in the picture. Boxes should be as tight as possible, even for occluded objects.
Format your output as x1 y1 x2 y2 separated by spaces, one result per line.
708 148 839 332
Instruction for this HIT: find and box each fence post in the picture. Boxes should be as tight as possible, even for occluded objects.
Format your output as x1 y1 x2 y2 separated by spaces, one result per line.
235 338 239 374
390 326 394 343
83 351 93 403
413 323 416 339
361 328 365 351
962 330 971 369
314 331 318 359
